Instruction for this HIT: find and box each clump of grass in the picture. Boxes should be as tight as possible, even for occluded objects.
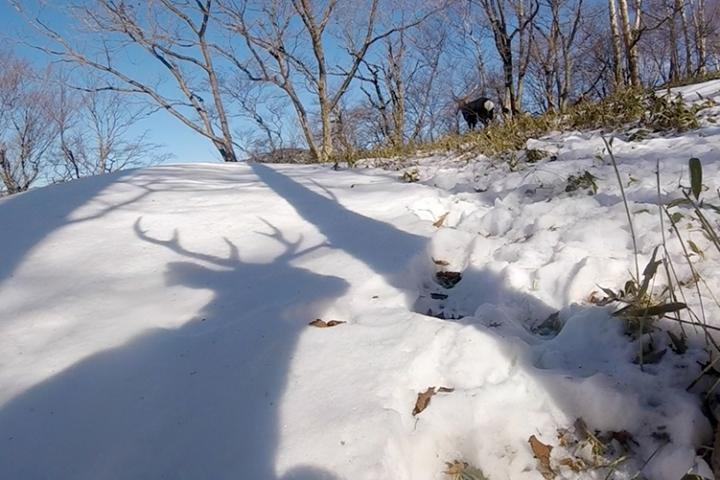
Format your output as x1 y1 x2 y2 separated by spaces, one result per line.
595 147 720 373
569 88 700 132
360 112 562 164
664 158 720 351
661 70 720 89
565 171 599 195
643 91 700 131
353 85 705 166
597 246 687 340
526 148 549 163
569 88 647 130
400 168 420 183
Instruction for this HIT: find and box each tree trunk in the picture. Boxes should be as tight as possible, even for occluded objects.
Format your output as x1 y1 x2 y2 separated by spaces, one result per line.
503 58 516 114
617 0 641 87
319 100 334 162
560 46 573 111
669 3 680 82
691 0 708 74
677 0 693 76
387 39 405 148
514 1 533 113
213 139 238 163
608 0 624 88
630 0 642 85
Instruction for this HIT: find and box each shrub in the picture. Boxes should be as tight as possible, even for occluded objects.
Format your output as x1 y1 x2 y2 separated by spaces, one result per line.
353 85 705 166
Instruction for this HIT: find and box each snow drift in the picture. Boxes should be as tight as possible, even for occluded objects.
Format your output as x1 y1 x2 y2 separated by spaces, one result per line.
1 80 719 479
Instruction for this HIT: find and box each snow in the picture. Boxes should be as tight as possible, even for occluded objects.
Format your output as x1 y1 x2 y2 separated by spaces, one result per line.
1 80 720 479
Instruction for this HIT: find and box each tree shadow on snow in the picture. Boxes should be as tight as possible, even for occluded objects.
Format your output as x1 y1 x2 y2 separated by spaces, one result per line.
416 263 708 477
250 163 427 292
0 171 133 287
0 163 433 479
0 163 692 478
0 164 263 290
0 219 347 479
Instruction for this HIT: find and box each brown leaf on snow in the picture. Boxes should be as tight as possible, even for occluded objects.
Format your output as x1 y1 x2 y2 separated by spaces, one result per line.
308 319 346 328
556 428 572 448
433 212 450 228
412 386 454 416
559 457 585 473
443 460 489 479
444 460 468 475
436 271 462 288
413 387 436 416
528 435 555 479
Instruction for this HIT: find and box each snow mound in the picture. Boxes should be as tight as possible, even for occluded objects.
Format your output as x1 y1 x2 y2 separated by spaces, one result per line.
1 79 720 479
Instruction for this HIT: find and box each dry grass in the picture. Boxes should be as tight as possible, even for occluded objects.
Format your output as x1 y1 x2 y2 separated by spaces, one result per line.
343 86 705 165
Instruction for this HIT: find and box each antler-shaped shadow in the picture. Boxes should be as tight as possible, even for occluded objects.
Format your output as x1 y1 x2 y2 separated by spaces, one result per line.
134 217 331 271
0 217 348 479
255 217 332 262
134 217 241 268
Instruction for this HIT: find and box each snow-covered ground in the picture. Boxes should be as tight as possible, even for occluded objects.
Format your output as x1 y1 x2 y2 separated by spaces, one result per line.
1 80 719 480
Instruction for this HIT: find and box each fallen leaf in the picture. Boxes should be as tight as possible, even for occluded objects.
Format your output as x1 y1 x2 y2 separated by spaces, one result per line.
528 435 555 479
412 386 453 416
444 459 488 479
559 457 585 472
432 257 450 266
573 418 590 441
444 460 468 475
556 428 573 448
413 387 436 416
308 319 346 328
433 212 450 228
436 271 462 288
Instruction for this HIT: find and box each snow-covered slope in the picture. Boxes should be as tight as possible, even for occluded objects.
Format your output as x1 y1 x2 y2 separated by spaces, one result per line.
1 80 719 480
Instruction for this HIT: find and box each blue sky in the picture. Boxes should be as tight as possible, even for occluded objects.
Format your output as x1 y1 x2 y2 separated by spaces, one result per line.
0 1 376 164
1 1 439 165
1 1 610 165
0 1 225 164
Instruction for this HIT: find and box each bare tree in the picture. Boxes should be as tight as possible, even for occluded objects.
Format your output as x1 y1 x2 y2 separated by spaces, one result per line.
0 52 57 195
472 0 541 114
219 0 437 162
356 36 408 148
405 23 448 142
616 0 641 86
608 0 624 88
224 79 288 159
690 0 709 74
531 0 586 112
15 0 239 162
639 0 694 83
52 84 170 181
677 0 694 76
